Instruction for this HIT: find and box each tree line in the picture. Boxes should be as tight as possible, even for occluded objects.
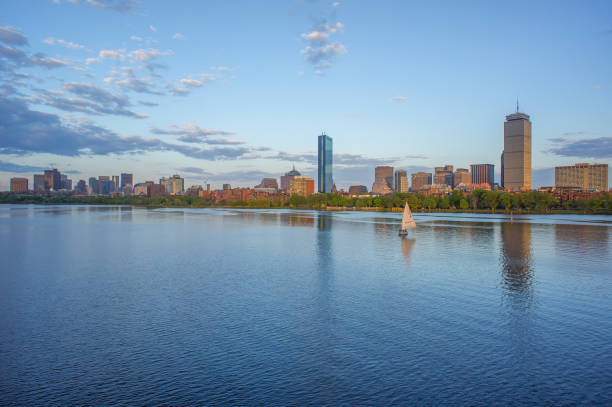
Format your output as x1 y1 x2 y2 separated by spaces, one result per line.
1 190 610 213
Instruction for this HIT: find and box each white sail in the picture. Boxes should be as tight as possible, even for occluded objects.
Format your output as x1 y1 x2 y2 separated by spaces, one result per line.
401 202 416 230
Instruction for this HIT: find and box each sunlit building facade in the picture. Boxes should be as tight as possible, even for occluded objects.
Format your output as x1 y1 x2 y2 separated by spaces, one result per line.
555 163 608 191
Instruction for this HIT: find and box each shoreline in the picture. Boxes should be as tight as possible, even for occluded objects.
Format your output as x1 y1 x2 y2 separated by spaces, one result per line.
1 201 610 216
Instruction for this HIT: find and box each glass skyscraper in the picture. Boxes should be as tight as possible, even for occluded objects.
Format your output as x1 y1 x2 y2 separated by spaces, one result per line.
318 133 333 193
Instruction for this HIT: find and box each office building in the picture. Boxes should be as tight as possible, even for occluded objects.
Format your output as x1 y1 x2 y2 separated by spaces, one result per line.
223 184 231 190
394 170 409 193
112 175 120 191
454 168 471 187
10 178 28 192
33 174 46 192
500 151 505 188
555 163 608 191
471 164 495 187
503 104 532 190
121 173 134 188
318 133 333 193
290 175 315 197
44 169 61 191
280 165 301 191
434 165 454 187
160 175 185 195
411 172 432 192
74 180 88 194
89 177 100 194
372 166 394 194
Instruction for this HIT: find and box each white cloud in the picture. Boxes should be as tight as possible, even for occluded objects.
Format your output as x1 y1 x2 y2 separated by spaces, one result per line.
332 1 340 6
170 87 189 96
130 35 143 41
301 42 347 63
390 95 408 101
300 21 346 70
181 78 203 87
149 25 157 32
129 48 172 62
172 32 184 40
44 37 86 49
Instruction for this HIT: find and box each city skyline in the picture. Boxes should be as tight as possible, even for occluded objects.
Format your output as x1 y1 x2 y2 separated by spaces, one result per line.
1 1 611 190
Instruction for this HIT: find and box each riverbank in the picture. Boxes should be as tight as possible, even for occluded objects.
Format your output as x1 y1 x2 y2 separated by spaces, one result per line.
1 196 610 215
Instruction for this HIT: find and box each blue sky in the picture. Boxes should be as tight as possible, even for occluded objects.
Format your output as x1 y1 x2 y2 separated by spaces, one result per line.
1 0 611 190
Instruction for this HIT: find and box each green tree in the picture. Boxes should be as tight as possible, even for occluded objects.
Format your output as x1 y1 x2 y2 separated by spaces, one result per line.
423 195 437 210
450 189 463 208
459 199 469 209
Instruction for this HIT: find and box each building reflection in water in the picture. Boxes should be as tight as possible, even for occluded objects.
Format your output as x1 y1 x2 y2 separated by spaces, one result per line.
499 221 534 309
313 213 334 365
554 224 609 259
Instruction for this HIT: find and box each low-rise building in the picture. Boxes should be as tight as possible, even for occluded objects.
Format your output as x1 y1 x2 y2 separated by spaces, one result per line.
10 178 28 193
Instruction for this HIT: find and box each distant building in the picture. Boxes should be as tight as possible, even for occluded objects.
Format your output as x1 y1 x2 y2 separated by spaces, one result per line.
555 163 608 191
434 165 454 187
112 175 120 191
33 174 46 192
74 180 88 194
280 165 301 191
318 133 333 193
44 169 61 191
411 172 432 192
256 178 279 190
500 151 505 188
89 177 100 194
348 185 368 194
453 168 471 187
290 175 315 197
121 173 133 188
372 166 394 194
223 184 231 190
394 170 409 193
59 174 72 191
503 104 532 191
470 164 495 187
100 179 115 195
160 175 185 195
10 178 28 192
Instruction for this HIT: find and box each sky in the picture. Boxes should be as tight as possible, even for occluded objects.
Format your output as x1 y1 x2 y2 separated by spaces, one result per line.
0 0 611 190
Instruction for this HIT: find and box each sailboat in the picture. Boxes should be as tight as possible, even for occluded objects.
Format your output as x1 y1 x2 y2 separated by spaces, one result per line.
399 202 416 236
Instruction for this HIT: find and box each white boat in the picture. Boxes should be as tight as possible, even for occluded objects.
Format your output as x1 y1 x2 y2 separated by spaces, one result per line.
399 202 416 235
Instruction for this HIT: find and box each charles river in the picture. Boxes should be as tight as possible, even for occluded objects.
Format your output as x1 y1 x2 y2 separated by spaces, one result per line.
1 205 611 406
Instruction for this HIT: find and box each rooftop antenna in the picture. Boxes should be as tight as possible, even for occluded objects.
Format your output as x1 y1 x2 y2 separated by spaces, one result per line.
516 97 519 113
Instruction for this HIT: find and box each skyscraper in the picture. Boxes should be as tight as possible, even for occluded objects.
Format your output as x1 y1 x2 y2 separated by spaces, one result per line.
411 172 432 192
470 164 495 187
503 103 532 191
318 133 333 193
433 165 454 186
394 170 409 193
121 173 134 188
372 166 394 194
500 151 505 188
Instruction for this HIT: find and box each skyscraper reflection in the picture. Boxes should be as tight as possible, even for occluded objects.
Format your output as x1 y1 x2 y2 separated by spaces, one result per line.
499 221 533 308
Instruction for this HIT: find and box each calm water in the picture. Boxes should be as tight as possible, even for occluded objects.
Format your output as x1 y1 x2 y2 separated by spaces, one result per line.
1 205 611 406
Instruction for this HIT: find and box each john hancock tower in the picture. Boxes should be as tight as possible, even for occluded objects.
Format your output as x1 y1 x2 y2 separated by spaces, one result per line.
318 133 333 193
